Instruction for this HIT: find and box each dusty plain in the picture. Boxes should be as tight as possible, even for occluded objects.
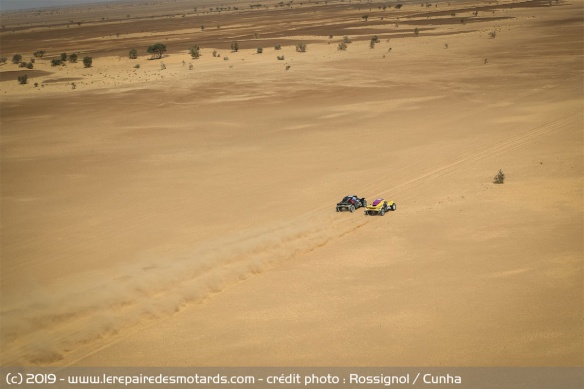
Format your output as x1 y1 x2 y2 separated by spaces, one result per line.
0 0 582 367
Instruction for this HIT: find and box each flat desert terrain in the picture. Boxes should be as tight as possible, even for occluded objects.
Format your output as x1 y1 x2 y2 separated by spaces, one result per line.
0 0 582 367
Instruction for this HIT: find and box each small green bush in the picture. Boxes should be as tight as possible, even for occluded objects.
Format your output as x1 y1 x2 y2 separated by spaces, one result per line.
17 75 28 84
493 169 505 184
83 56 92 68
189 46 201 59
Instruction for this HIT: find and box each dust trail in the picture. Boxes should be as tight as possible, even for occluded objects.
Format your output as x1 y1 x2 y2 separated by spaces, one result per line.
0 213 365 366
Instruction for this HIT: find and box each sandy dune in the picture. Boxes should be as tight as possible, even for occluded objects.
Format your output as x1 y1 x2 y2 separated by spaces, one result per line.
0 0 582 367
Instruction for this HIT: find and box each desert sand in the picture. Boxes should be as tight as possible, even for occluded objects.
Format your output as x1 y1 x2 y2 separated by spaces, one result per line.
0 0 582 368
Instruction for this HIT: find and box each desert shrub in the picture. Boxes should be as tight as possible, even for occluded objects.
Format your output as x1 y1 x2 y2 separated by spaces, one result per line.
19 62 27 68
83 56 92 68
0 57 7 64
189 63 194 70
160 62 166 70
277 55 285 60
12 54 22 64
34 82 39 87
71 82 76 90
17 75 28 84
134 63 140 69
147 43 166 59
129 48 138 59
338 42 348 51
33 50 45 58
342 36 352 44
212 50 219 57
493 169 505 184
230 41 239 52
69 53 78 63
444 43 449 49
257 47 263 54
30 58 35 63
274 44 282 50
414 27 420 36
395 4 403 9
489 30 497 39
60 52 68 61
26 62 34 69
189 46 201 59
295 43 307 52
223 57 229 61
362 15 369 22
51 59 63 66
285 65 291 70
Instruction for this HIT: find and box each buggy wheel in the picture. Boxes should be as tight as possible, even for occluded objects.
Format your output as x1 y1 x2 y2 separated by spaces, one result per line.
350 205 355 213
391 203 396 211
336 207 340 212
380 208 385 216
362 199 367 207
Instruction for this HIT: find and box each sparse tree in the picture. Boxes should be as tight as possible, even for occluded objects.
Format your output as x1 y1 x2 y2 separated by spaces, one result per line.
257 47 263 54
493 169 505 184
295 43 307 52
33 50 46 58
51 59 63 67
129 48 138 59
0 57 7 64
17 75 28 84
147 43 166 59
189 45 201 59
69 53 78 63
60 52 68 62
231 41 239 52
342 36 352 44
12 54 22 64
83 56 93 68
